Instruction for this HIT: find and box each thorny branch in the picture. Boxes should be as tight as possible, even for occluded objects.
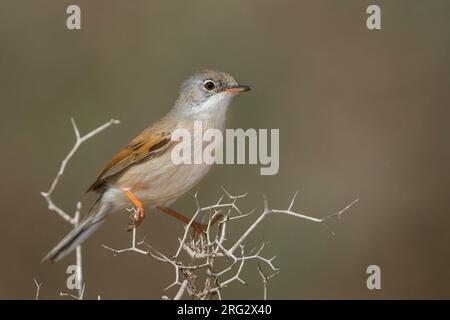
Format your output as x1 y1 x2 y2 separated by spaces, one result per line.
257 264 279 300
103 188 358 300
40 118 120 299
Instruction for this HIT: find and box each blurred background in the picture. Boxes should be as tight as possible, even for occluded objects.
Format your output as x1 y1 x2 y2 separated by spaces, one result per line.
1 0 449 299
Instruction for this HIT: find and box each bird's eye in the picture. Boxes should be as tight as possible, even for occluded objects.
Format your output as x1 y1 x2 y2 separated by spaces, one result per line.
203 80 216 91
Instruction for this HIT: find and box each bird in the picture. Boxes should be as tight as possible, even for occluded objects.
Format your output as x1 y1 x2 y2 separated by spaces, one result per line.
42 70 251 263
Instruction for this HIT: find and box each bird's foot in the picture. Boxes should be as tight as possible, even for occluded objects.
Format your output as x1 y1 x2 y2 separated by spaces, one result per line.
124 190 145 231
127 206 145 231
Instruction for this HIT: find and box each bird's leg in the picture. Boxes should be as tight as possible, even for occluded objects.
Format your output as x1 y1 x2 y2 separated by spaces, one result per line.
157 206 223 237
157 206 204 236
124 190 145 230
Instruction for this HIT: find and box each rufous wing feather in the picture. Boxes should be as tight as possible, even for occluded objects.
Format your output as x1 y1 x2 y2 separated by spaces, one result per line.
86 124 174 193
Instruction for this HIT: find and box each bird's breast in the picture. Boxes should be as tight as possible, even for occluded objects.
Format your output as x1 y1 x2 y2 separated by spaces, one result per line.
110 118 224 209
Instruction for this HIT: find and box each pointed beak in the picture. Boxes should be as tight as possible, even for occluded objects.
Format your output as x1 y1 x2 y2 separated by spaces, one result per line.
224 84 252 94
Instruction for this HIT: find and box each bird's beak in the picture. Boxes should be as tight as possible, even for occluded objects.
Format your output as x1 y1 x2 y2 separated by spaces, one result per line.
224 84 252 94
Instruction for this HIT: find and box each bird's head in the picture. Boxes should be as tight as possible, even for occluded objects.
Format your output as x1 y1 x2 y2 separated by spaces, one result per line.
173 70 251 118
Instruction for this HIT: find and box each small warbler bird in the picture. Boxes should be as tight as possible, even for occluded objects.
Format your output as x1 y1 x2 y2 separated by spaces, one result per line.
42 70 251 263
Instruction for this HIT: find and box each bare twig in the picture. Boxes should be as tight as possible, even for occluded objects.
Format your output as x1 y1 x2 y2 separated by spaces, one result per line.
41 118 120 223
41 118 120 299
174 280 189 300
60 283 85 300
102 188 358 299
257 265 279 300
33 278 43 300
229 193 359 254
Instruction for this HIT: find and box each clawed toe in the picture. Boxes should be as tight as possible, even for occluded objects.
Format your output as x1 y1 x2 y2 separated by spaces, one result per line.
126 207 145 231
124 190 145 231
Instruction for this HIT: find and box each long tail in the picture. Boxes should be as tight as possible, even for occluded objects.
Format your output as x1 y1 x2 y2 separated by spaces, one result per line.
41 200 108 263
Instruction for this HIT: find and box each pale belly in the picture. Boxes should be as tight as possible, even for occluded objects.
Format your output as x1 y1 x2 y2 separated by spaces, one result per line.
101 115 226 212
103 140 214 211
104 162 212 211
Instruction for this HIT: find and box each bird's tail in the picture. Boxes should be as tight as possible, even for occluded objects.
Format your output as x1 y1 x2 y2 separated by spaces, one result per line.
41 200 108 263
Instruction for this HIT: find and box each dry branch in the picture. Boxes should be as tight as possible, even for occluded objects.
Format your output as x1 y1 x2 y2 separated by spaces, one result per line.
41 118 120 298
103 188 358 299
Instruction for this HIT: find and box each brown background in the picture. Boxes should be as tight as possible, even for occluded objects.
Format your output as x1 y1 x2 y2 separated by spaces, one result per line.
0 0 449 299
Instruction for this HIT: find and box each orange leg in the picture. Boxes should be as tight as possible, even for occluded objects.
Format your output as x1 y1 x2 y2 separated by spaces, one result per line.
157 206 223 237
124 190 145 229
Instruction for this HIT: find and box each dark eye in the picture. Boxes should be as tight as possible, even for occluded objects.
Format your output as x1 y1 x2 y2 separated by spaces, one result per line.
203 80 216 91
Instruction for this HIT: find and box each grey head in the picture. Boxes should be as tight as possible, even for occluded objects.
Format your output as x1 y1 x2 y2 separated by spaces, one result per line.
172 70 251 118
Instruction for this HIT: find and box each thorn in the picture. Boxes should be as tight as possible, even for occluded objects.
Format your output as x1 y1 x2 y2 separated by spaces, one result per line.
164 282 178 291
70 118 80 139
288 190 299 211
216 196 224 205
221 186 231 198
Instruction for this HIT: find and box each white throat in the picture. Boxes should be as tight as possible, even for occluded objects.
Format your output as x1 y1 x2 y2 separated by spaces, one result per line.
187 92 233 124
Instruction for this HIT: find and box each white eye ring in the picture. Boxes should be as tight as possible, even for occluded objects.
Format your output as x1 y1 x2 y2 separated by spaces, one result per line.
203 80 216 91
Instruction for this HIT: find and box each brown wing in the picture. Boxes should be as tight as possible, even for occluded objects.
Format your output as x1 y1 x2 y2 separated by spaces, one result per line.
86 125 173 193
